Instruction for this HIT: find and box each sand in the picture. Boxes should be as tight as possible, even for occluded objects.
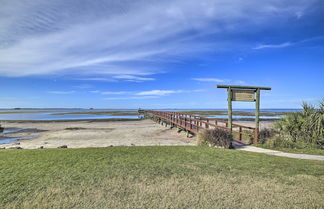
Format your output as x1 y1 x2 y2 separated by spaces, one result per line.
0 119 195 149
0 119 274 150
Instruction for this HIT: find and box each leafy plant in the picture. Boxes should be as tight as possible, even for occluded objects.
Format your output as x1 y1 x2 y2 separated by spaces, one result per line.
273 100 324 149
198 128 233 148
258 128 277 144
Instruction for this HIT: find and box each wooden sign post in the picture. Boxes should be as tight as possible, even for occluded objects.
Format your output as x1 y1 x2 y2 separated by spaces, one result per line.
217 85 271 143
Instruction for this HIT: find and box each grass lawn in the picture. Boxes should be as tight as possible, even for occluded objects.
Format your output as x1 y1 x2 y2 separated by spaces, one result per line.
255 144 324 156
0 146 323 208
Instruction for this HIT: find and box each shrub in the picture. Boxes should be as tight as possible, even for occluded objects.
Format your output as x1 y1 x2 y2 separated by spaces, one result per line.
258 128 277 144
273 100 324 149
198 128 233 149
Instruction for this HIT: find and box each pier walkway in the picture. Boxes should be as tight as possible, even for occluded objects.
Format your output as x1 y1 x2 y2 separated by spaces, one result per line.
142 110 258 144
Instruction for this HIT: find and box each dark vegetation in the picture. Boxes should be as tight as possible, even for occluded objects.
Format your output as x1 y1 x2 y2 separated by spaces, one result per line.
198 128 233 148
258 101 324 152
64 127 87 130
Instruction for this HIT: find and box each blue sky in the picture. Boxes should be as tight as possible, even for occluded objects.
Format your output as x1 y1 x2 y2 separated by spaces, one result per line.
0 0 323 109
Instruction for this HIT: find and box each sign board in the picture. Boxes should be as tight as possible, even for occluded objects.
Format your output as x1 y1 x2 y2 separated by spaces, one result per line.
232 89 255 102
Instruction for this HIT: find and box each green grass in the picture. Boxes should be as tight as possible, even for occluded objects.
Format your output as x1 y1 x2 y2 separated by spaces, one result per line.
1 146 323 208
255 144 324 155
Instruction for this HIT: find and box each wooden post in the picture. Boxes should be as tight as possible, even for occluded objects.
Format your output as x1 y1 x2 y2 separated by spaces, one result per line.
254 88 260 144
227 87 232 130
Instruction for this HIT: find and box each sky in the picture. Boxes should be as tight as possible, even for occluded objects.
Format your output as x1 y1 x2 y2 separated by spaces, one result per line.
0 0 323 109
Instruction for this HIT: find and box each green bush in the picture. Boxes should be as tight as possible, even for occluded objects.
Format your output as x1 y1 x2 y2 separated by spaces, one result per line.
198 128 233 149
258 128 277 144
273 101 324 149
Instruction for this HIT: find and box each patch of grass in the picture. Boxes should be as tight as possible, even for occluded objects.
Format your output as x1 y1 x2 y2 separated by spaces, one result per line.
0 146 323 208
255 144 324 155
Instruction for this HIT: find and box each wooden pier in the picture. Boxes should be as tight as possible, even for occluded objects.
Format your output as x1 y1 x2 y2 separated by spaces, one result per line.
141 110 258 144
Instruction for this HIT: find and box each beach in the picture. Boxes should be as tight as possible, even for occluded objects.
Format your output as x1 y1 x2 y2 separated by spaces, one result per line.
0 119 196 149
0 119 273 149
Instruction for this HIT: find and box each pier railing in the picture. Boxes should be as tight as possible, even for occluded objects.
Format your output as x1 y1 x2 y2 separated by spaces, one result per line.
142 110 258 144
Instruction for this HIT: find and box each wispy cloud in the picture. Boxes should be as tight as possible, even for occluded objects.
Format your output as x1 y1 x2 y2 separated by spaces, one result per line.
253 42 292 50
192 78 226 82
104 96 159 100
101 91 129 95
94 89 203 100
0 0 315 77
89 90 131 95
73 84 92 89
112 75 155 82
48 91 75 94
253 36 324 50
75 75 154 82
135 89 203 96
192 78 247 85
136 90 184 96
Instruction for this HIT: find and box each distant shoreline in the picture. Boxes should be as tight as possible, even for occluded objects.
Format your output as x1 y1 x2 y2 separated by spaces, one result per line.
0 118 141 123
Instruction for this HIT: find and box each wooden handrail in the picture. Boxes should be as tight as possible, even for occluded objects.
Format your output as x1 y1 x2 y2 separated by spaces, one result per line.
143 110 257 143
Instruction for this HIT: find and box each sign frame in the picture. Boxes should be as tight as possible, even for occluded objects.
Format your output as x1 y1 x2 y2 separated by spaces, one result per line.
217 85 271 143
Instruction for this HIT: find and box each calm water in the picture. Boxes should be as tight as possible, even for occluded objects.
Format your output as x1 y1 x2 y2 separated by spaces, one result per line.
0 109 140 120
0 108 300 121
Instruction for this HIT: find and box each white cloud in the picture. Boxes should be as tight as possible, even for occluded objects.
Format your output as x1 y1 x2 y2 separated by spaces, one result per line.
0 0 316 77
135 89 203 96
48 91 75 94
253 42 292 50
91 89 203 96
112 75 155 82
73 84 92 89
253 36 324 50
76 78 117 82
101 91 129 95
104 96 159 100
192 78 226 82
89 90 131 95
75 74 154 82
192 78 247 85
136 90 184 96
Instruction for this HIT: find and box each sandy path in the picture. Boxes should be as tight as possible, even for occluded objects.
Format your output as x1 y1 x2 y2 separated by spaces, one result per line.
0 120 195 149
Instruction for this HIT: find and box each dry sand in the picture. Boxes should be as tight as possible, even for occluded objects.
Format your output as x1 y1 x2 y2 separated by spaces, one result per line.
0 119 274 150
0 119 195 149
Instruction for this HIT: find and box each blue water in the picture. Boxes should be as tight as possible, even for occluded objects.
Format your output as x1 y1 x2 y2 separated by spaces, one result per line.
0 109 141 120
0 108 299 121
0 128 38 144
0 136 37 144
